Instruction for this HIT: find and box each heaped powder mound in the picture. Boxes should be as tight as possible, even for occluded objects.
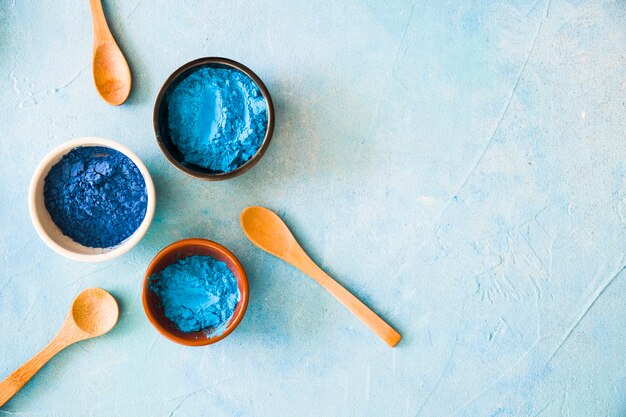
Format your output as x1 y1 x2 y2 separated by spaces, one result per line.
43 146 148 248
163 65 268 173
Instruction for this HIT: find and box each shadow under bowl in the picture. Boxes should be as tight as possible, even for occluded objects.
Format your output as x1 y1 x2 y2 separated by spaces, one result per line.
142 238 249 346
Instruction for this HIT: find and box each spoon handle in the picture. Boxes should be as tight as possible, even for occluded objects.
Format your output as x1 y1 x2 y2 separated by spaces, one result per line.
0 331 70 407
89 0 113 42
290 250 402 347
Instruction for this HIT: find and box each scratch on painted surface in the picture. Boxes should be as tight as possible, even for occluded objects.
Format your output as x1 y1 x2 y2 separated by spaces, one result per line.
365 365 371 401
63 263 116 288
0 270 32 293
531 398 559 417
9 68 21 94
391 0 416 91
14 65 89 108
0 411 42 416
449 338 541 416
362 1 416 145
547 259 626 363
434 0 552 225
415 305 467 417
166 390 197 417
16 298 38 330
415 349 455 417
618 197 626 224
124 0 142 21
559 383 569 416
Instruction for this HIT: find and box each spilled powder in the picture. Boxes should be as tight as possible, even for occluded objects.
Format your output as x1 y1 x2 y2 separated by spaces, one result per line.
149 255 240 335
43 146 147 248
163 65 268 173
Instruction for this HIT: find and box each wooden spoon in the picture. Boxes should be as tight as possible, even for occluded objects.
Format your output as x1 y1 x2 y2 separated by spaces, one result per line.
0 288 119 407
240 206 401 347
89 0 131 105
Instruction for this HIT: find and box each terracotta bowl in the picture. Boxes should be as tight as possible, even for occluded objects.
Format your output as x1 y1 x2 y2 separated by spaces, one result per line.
142 238 249 346
153 57 275 180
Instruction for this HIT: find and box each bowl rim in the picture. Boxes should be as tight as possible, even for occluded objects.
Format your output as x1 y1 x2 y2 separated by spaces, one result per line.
141 238 250 346
153 56 275 181
28 137 156 262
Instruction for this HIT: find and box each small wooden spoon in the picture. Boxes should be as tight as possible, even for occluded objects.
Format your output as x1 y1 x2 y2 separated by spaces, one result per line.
0 288 119 407
240 206 401 347
89 0 131 105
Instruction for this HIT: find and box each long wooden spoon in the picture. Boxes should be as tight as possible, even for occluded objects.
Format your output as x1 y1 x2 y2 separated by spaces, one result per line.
240 206 401 347
89 0 131 105
0 288 119 407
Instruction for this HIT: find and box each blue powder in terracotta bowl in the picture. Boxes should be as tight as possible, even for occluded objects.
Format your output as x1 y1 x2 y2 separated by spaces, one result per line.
149 255 240 335
156 59 272 177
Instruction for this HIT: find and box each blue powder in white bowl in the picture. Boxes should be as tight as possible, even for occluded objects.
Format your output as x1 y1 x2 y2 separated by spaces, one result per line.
43 146 148 248
161 64 269 174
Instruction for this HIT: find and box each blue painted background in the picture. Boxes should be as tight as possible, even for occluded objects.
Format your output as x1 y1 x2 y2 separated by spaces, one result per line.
1 1 625 416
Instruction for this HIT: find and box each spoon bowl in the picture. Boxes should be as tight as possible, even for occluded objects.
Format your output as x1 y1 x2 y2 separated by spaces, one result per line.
240 206 296 260
92 43 131 106
71 288 119 336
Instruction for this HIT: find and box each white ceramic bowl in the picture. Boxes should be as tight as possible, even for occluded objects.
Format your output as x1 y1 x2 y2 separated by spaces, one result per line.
29 137 156 262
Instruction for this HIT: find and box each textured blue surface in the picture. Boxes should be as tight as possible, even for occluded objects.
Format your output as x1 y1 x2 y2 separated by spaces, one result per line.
150 255 240 335
43 146 147 248
0 1 625 416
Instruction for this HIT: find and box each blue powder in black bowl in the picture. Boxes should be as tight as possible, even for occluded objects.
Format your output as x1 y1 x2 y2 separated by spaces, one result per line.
160 64 268 173
43 146 148 248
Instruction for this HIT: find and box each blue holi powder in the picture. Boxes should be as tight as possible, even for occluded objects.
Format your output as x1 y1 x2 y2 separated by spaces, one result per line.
149 255 241 335
163 65 268 173
43 146 148 248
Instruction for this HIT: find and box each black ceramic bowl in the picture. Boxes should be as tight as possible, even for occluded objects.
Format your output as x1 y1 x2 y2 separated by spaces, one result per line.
153 57 275 181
